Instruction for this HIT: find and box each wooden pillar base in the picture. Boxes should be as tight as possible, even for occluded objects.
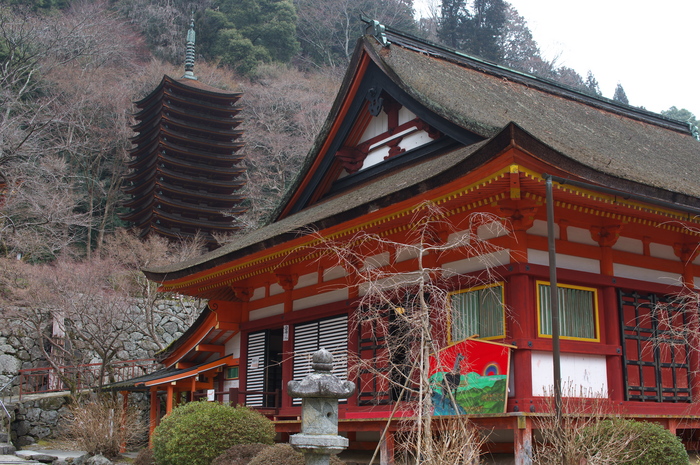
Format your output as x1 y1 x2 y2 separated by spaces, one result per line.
380 430 395 465
514 416 533 465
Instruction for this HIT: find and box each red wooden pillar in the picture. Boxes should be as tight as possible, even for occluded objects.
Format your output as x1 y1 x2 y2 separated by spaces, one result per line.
673 244 700 401
602 286 624 402
239 331 249 406
509 273 533 402
149 387 158 445
380 430 395 465
513 416 533 465
166 384 175 414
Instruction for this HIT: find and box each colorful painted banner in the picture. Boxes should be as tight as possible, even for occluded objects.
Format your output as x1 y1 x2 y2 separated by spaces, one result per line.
429 338 512 415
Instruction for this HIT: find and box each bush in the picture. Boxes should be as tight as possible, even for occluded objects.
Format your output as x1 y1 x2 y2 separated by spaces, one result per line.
583 419 689 465
134 448 156 465
623 420 689 465
247 444 345 465
152 402 275 465
65 395 147 459
212 443 270 465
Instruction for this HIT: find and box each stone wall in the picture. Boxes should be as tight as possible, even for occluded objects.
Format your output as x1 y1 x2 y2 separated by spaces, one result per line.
0 299 200 447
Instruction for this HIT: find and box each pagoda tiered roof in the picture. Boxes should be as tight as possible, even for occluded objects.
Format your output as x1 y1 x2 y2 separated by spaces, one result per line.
121 75 247 248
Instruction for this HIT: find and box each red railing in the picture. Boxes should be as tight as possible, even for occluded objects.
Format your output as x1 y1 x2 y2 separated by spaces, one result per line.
18 359 159 398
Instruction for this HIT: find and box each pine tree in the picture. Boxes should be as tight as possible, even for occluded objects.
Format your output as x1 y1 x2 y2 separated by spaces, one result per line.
613 83 629 105
438 0 468 49
584 71 601 97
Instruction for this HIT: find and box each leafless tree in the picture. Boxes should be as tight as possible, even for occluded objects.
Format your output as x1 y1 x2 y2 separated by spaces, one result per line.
103 229 207 352
239 64 339 226
314 201 507 464
532 384 646 465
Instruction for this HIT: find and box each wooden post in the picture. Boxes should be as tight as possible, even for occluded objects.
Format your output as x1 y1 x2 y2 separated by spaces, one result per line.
380 430 395 465
514 415 533 465
119 391 128 454
149 387 158 445
602 286 624 401
166 384 174 414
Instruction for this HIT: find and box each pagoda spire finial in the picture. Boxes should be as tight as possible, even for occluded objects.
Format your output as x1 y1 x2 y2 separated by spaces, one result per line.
183 16 197 80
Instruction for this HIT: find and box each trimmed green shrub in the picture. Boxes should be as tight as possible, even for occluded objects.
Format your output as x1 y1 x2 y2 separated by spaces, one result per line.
152 402 275 465
212 443 269 465
624 420 689 465
584 419 689 465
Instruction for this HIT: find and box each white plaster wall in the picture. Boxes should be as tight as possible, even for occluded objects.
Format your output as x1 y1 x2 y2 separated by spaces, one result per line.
250 286 266 301
364 251 391 270
446 229 471 246
293 288 349 311
361 111 387 142
442 249 511 277
323 266 347 281
528 249 600 274
613 263 681 285
649 242 676 260
398 106 416 125
567 226 598 246
269 282 284 296
477 221 509 240
248 303 284 321
358 271 425 296
531 351 608 397
225 332 240 358
527 219 558 238
363 146 390 169
295 272 318 289
400 130 432 151
396 245 420 262
612 236 644 254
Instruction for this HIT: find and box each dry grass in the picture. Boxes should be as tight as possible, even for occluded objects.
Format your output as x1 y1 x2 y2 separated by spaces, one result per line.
63 395 147 459
393 417 487 465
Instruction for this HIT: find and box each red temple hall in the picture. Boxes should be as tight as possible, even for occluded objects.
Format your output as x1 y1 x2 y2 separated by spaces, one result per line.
118 21 700 463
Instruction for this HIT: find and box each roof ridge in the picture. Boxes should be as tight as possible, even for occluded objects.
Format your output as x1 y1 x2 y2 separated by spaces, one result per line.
363 19 692 136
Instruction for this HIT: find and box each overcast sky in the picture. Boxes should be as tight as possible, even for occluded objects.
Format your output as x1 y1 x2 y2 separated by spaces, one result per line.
416 0 700 118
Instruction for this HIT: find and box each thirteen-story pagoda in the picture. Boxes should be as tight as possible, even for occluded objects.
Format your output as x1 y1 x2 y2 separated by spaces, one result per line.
121 20 246 248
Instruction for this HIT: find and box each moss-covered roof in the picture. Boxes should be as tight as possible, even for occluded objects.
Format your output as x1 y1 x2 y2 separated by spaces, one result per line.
368 34 699 198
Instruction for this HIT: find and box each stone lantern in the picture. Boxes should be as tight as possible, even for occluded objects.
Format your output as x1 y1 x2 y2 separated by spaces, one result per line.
287 348 355 465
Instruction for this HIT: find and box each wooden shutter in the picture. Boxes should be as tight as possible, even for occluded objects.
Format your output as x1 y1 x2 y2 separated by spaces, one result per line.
292 315 348 404
246 331 266 407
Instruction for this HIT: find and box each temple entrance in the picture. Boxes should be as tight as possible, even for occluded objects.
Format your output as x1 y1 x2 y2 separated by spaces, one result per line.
246 328 284 408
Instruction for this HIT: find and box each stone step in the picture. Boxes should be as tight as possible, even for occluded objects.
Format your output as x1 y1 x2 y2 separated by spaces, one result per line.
0 455 39 464
0 445 14 456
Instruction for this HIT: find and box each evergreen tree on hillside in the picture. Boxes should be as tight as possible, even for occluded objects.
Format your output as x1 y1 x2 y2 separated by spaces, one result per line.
437 0 505 61
437 0 467 49
584 70 601 96
613 83 629 105
197 0 299 75
661 106 699 140
469 0 506 61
